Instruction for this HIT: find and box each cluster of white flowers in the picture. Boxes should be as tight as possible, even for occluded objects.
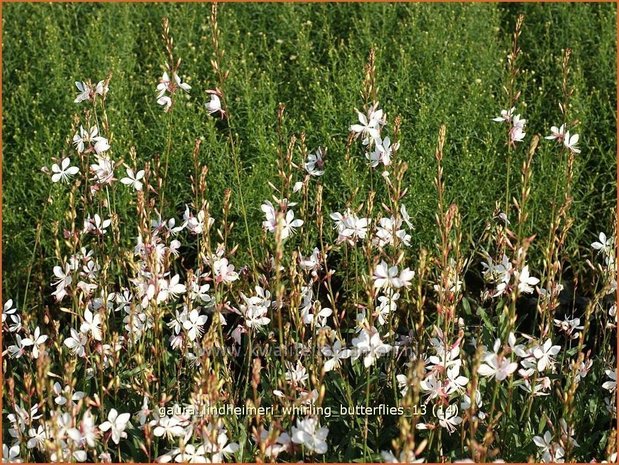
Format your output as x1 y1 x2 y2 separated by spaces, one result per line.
156 71 191 112
4 302 48 360
261 199 304 240
546 123 581 154
481 253 540 297
416 328 468 433
74 79 109 103
5 36 615 462
493 107 526 145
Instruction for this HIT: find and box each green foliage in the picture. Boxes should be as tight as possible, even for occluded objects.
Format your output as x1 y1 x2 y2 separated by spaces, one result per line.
3 3 615 299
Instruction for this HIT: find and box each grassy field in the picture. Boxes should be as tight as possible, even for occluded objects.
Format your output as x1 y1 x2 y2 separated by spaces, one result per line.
2 3 617 463
3 3 616 296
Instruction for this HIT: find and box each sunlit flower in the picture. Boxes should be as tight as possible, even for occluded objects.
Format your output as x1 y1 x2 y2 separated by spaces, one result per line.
206 94 221 115
285 360 309 386
373 260 414 290
291 417 329 454
213 257 238 284
563 131 580 154
533 339 561 372
477 340 517 381
517 265 539 294
492 107 515 123
120 168 145 191
157 71 191 112
182 310 208 341
51 157 80 183
330 210 369 244
545 124 566 142
99 408 131 445
305 148 325 176
64 328 88 357
351 327 392 367
437 405 463 434
22 326 48 359
603 369 617 394
80 308 102 341
350 104 385 145
322 339 352 372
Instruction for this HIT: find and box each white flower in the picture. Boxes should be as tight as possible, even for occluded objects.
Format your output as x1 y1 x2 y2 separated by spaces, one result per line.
592 232 612 255
99 408 131 445
74 80 108 103
517 265 539 294
206 94 222 115
563 131 580 154
157 72 172 98
213 257 238 284
545 124 566 142
261 201 303 240
157 95 172 112
7 334 33 359
120 168 145 191
3 444 22 463
533 339 561 372
602 369 617 393
53 382 85 407
373 260 414 290
322 340 352 372
299 247 321 274
83 214 112 236
64 328 88 357
27 425 46 450
291 417 329 454
80 308 102 341
445 363 469 394
400 204 413 229
153 417 186 439
533 431 565 463
281 209 303 239
351 327 392 368
437 405 463 434
492 107 515 123
90 154 115 186
305 148 325 176
2 299 17 324
285 361 308 386
381 449 424 463
173 444 207 463
330 210 369 244
553 315 583 339
157 275 186 303
173 72 191 92
367 136 399 167
183 310 208 341
22 326 48 359
509 114 526 144
52 264 73 301
261 201 278 232
95 80 109 98
375 292 399 325
482 254 513 297
202 424 240 462
74 81 93 104
242 302 270 329
373 216 411 248
51 158 80 183
301 303 332 327
477 340 517 381
259 429 291 458
157 71 191 112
